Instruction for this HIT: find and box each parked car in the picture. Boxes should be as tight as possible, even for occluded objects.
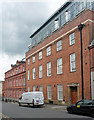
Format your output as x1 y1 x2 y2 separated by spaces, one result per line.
19 91 44 107
67 99 94 117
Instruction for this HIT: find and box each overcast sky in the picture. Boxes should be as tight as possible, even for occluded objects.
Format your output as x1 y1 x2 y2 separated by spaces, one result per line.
0 0 68 81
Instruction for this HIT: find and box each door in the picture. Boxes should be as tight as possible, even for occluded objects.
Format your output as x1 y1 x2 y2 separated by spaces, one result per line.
71 87 77 104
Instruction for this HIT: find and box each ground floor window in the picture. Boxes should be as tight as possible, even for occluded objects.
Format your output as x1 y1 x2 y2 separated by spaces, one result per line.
19 90 21 98
57 84 63 100
33 86 36 91
13 91 15 98
91 72 94 100
47 85 51 100
93 80 94 99
16 90 18 98
40 86 43 92
28 86 30 92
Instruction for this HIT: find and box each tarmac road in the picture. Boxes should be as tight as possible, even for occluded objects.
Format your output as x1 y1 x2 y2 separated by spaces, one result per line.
0 101 93 119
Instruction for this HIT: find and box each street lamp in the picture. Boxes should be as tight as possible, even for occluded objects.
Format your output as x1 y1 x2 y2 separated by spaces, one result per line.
78 23 84 100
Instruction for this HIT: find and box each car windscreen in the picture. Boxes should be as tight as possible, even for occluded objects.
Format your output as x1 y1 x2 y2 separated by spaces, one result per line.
84 100 94 105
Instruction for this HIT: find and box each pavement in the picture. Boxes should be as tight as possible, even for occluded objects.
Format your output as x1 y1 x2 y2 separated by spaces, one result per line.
44 103 67 111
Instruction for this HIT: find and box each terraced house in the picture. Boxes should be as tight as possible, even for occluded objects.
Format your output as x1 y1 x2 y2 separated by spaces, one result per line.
3 60 26 102
26 0 94 105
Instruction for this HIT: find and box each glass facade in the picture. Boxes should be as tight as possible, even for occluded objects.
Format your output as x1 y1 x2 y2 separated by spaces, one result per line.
29 1 94 49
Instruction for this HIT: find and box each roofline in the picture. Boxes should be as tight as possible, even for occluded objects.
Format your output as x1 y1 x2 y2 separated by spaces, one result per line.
30 0 72 38
5 61 26 74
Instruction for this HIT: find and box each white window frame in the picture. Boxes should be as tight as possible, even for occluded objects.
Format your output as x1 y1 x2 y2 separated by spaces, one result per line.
69 32 75 46
19 79 21 86
57 40 62 51
47 62 51 76
19 90 21 98
16 90 18 98
32 56 35 63
33 86 36 91
33 68 35 80
16 79 18 86
39 51 42 60
57 84 63 100
13 80 14 87
65 10 70 22
47 46 51 56
70 53 76 72
57 58 63 75
47 85 51 100
23 66 24 71
23 77 25 86
92 79 94 99
13 70 14 75
28 58 30 65
28 86 30 92
15 69 17 74
39 65 42 78
54 19 59 31
19 67 20 73
40 86 43 92
28 70 30 80
44 29 49 38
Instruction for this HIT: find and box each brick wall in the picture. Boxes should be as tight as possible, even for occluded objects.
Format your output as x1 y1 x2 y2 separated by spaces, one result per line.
3 61 26 101
26 9 94 104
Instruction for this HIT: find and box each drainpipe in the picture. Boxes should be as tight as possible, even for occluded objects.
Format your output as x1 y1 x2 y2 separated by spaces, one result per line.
78 23 84 100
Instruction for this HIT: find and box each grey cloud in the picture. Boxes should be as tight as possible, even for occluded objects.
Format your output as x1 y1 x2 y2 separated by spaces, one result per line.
2 2 50 56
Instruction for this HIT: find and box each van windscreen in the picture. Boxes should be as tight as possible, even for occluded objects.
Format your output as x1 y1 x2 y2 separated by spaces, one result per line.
35 93 43 99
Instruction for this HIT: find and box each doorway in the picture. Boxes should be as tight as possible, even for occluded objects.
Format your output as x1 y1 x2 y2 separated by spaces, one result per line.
71 87 77 104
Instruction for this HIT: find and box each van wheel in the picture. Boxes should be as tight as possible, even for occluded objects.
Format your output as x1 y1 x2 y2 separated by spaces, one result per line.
19 102 21 106
33 103 35 108
37 105 40 108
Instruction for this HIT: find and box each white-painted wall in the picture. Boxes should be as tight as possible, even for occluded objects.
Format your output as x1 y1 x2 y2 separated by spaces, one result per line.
91 72 94 100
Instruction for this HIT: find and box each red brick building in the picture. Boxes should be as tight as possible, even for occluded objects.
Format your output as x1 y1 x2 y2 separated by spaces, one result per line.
26 1 94 105
3 60 26 102
89 40 94 100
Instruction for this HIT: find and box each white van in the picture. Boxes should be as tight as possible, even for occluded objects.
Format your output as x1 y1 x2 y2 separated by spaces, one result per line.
19 91 44 107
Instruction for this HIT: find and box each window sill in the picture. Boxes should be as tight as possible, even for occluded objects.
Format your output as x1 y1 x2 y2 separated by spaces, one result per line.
47 75 51 77
39 58 42 61
57 73 63 75
70 70 76 73
56 49 62 53
58 99 63 101
69 43 75 47
46 54 51 57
